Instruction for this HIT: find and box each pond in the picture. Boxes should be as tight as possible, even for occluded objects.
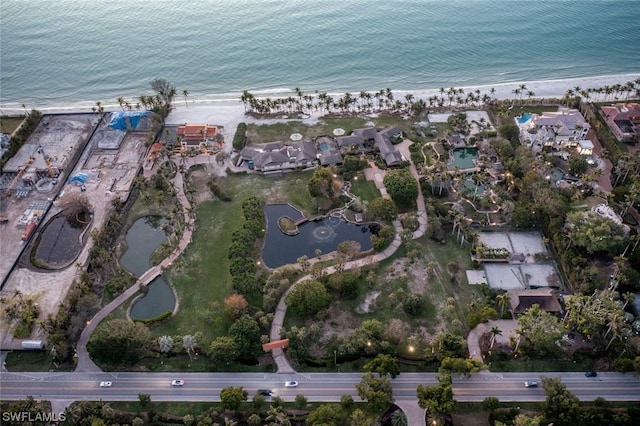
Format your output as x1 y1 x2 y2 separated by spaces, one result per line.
130 276 175 320
34 214 85 267
261 204 376 269
120 216 176 320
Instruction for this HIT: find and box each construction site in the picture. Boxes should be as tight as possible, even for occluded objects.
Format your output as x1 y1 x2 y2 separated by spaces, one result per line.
0 112 150 349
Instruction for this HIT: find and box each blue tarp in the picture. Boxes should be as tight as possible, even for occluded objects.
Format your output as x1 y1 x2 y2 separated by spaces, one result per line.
108 111 149 131
67 173 88 184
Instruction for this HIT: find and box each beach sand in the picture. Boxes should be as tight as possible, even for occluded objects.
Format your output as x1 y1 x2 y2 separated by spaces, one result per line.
2 74 638 143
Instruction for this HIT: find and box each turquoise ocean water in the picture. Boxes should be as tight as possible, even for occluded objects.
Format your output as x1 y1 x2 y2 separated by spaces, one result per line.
1 0 639 109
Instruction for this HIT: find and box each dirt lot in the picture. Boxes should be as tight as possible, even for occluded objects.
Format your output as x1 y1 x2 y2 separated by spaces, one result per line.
0 116 146 350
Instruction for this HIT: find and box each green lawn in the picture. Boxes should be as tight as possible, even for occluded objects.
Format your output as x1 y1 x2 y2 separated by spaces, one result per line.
350 174 380 202
246 114 427 146
4 351 73 372
0 116 23 134
488 358 593 372
414 234 482 334
150 173 314 344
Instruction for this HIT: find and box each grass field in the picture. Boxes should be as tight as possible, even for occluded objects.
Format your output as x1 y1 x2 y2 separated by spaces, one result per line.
349 174 381 202
0 116 23 134
150 173 314 344
246 114 421 145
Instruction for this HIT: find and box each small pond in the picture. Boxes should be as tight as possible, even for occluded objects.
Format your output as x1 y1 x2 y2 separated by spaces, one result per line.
130 276 175 320
35 214 85 267
262 204 376 269
121 216 176 320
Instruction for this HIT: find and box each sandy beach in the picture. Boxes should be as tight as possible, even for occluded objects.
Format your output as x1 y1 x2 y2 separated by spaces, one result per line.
2 74 638 144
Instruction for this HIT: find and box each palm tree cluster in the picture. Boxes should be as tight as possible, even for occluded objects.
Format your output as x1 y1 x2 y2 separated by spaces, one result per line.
239 85 505 117
565 78 640 103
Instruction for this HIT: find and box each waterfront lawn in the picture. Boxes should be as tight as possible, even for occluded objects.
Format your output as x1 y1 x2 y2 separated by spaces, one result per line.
245 114 427 146
0 116 23 134
150 173 312 344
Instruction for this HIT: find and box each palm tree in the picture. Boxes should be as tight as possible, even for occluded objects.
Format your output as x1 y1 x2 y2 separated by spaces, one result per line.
391 409 408 426
266 405 290 426
182 90 189 107
183 335 197 361
496 293 511 317
490 326 502 349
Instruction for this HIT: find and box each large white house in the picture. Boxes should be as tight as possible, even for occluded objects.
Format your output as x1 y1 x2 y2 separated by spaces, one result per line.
516 108 590 150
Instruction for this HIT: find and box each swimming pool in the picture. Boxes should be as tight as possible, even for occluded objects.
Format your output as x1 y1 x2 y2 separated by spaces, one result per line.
449 147 478 170
319 141 330 152
517 113 532 124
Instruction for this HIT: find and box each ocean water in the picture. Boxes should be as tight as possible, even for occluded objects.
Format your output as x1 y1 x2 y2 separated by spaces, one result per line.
1 0 639 110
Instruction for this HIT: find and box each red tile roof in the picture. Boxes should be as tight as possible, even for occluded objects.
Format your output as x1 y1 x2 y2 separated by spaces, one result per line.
176 124 217 141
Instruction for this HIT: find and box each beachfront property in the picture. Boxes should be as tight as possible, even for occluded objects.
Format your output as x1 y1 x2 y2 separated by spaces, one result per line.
238 126 405 172
239 141 318 172
600 103 640 143
516 108 590 151
0 115 98 189
175 123 224 151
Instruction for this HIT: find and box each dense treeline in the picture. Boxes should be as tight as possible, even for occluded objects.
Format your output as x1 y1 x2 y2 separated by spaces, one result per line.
228 196 265 295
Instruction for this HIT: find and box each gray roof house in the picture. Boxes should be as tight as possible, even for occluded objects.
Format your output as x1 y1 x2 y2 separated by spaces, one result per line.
240 140 318 172
352 127 378 141
375 126 404 166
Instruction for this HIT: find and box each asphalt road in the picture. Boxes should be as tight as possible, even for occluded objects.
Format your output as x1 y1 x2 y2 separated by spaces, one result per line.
1 371 639 403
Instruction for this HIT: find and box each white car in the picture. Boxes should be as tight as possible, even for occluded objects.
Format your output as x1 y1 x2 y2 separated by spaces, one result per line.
524 381 538 388
99 381 112 387
171 379 185 386
284 381 298 388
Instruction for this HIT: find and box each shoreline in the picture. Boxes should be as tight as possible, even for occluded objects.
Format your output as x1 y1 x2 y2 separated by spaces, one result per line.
1 72 638 116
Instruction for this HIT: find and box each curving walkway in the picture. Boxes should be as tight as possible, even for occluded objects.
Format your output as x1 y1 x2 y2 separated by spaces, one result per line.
268 139 429 424
76 146 430 424
76 158 195 372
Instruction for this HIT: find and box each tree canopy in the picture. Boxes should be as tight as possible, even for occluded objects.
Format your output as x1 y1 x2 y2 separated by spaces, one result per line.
565 211 627 256
308 167 337 199
363 353 401 379
383 169 419 208
356 372 394 414
417 373 456 418
286 279 331 317
367 197 398 222
87 318 152 365
516 304 566 356
541 377 580 426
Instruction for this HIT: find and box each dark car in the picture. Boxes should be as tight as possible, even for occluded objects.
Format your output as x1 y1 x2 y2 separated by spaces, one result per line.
585 371 597 377
257 389 273 397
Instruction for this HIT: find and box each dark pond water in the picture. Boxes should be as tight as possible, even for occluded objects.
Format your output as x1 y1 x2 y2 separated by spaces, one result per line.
120 216 168 277
261 204 376 269
120 216 175 320
130 276 175 320
35 214 84 266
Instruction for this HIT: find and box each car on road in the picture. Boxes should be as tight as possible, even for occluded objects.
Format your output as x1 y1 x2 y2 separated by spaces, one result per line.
99 381 112 387
585 371 598 377
284 381 298 388
171 380 185 386
524 381 538 388
257 389 274 397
